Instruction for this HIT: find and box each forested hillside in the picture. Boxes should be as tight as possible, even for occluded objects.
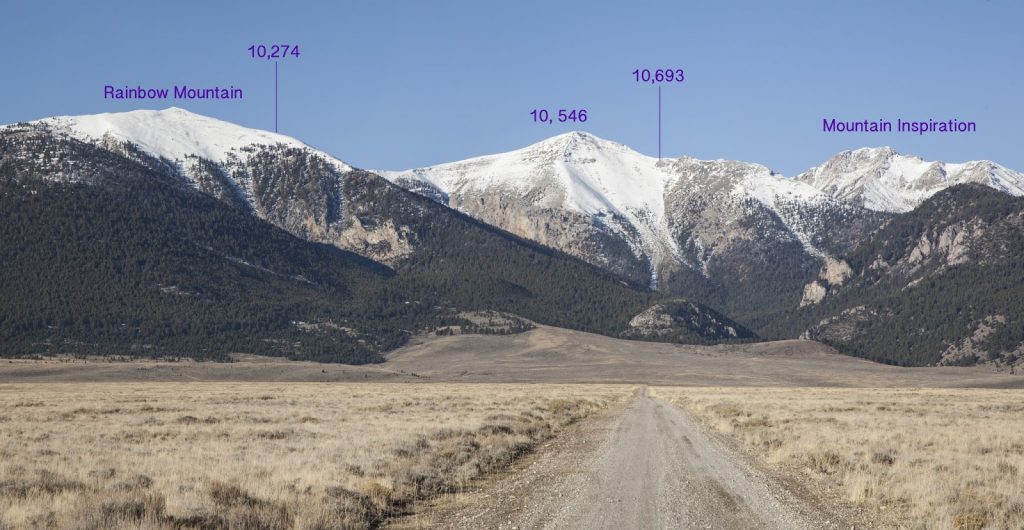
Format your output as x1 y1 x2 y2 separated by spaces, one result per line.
795 185 1024 366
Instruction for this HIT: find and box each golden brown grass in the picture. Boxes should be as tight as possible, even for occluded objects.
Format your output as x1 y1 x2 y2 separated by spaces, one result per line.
653 387 1024 529
0 383 630 529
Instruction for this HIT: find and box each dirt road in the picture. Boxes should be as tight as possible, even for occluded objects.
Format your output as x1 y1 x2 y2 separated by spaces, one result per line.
425 390 835 529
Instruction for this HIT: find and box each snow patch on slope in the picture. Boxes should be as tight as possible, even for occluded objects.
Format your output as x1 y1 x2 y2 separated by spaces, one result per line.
732 166 824 208
663 156 835 260
734 171 835 259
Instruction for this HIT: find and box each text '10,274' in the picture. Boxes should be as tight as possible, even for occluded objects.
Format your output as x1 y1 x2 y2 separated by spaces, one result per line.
248 45 300 60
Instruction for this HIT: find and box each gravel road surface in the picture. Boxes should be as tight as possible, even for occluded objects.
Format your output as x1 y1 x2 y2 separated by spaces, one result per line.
424 389 835 529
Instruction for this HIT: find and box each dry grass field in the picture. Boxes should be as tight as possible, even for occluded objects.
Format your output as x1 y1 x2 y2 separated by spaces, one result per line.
653 387 1024 530
3 328 1023 530
0 383 631 529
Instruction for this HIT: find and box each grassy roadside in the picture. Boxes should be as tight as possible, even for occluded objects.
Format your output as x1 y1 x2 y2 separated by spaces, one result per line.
653 387 1024 529
0 383 631 529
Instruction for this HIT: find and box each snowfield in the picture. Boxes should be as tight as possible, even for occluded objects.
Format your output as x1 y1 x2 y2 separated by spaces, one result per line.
33 107 353 173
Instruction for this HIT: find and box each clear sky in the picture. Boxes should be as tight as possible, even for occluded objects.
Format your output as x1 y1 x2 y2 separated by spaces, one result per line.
3 0 1022 175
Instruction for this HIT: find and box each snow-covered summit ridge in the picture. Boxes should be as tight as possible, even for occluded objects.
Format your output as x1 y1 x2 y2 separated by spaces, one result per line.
23 107 353 171
380 130 835 219
385 135 1024 215
11 108 1021 215
797 146 1024 212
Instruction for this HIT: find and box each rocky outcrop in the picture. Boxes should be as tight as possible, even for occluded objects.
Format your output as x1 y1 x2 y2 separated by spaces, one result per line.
623 300 756 343
906 221 983 269
802 305 884 344
798 258 852 306
800 281 827 307
821 258 853 285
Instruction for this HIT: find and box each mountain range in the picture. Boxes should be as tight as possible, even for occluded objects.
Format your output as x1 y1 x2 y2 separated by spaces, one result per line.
2 108 1022 367
382 131 1024 343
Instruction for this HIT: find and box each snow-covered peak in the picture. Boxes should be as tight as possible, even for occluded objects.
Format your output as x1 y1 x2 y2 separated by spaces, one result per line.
381 131 668 218
849 146 898 157
28 107 352 171
531 130 635 154
797 147 1024 212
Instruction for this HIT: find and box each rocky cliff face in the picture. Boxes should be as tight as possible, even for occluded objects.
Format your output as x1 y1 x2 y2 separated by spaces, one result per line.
440 185 653 285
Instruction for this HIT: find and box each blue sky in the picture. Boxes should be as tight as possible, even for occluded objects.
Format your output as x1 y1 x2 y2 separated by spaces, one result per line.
3 1 1022 174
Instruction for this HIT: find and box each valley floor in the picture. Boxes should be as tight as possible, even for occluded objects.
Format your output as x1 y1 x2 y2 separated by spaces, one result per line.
2 325 1021 388
2 328 1023 529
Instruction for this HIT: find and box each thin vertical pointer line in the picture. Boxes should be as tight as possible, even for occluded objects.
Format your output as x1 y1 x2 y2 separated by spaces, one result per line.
655 86 663 160
275 61 279 132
